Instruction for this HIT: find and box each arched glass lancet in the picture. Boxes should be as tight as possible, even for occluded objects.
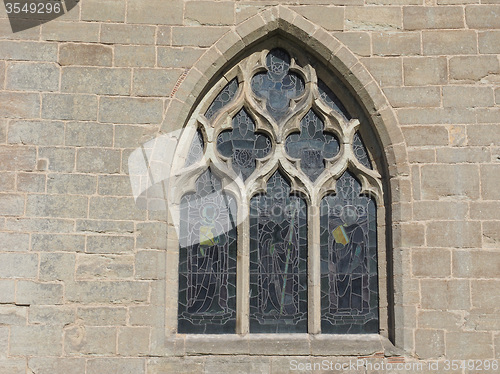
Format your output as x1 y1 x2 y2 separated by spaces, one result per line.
175 45 382 335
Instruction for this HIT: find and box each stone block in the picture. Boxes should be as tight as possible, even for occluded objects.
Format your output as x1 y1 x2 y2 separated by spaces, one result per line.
156 26 171 45
28 358 85 374
415 329 445 359
6 62 59 92
4 217 75 233
64 325 116 355
76 148 121 174
361 57 402 86
443 86 494 108
449 55 500 82
132 68 182 97
114 45 155 67
466 5 500 28
0 40 57 61
453 250 500 278
0 172 16 191
39 253 76 281
135 250 165 280
403 57 447 85
89 196 147 221
42 93 98 121
8 120 64 146
290 6 344 31
0 232 29 252
59 43 112 66
16 280 63 305
172 26 228 47
0 146 36 171
372 32 421 56
0 305 27 325
465 310 500 332
61 67 131 95
32 233 85 252
113 124 157 148
0 194 24 216
41 21 100 42
427 221 481 248
157 47 205 68
29 306 75 326
472 280 500 310
404 6 464 29
81 0 126 22
333 32 371 56
423 30 477 55
76 254 134 279
86 235 135 254
418 310 462 331
420 164 479 199
136 222 167 250
101 24 155 44
470 201 500 219
47 174 96 195
0 92 40 119
468 125 500 147
401 126 448 146
118 327 150 355
76 220 135 234
10 326 62 356
99 97 163 124
38 147 75 172
65 122 114 147
481 165 500 200
147 357 204 374
0 253 37 278
205 356 270 374
77 307 127 326
27 194 87 218
87 358 145 374
384 87 440 108
0 280 15 304
65 281 149 303
127 0 183 25
436 147 491 163
421 279 470 310
483 221 500 248
394 223 425 247
479 30 500 53
446 332 493 359
97 175 132 197
185 1 234 25
412 248 451 277
345 6 402 30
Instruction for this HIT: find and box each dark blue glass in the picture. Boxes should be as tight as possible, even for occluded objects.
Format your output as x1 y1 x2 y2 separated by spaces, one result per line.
285 109 339 181
318 79 351 121
184 129 204 167
217 108 271 181
205 78 239 121
353 132 372 169
249 171 308 333
178 169 237 333
320 171 378 333
251 49 305 122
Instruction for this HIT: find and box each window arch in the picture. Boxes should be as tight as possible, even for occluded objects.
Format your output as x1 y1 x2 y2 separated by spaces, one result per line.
170 43 383 335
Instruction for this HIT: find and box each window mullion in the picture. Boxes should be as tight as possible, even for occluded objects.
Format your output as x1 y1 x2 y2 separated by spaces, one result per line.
236 200 250 334
308 202 321 334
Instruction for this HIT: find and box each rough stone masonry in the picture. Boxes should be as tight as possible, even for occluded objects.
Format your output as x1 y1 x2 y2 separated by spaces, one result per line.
0 1 500 373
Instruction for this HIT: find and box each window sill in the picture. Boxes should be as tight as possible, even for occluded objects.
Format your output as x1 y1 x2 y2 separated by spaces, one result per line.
165 334 402 357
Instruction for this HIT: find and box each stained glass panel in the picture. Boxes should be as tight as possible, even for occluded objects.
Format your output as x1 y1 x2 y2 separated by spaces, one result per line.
205 78 239 121
318 79 351 121
249 171 308 333
285 109 339 181
353 132 372 169
217 108 272 181
184 129 204 167
178 169 237 333
251 49 305 122
320 171 378 334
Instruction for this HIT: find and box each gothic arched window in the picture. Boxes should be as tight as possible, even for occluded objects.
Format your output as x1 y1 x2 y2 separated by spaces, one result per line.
173 45 383 335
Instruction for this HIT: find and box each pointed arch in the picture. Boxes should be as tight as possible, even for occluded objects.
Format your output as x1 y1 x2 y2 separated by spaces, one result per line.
153 5 409 351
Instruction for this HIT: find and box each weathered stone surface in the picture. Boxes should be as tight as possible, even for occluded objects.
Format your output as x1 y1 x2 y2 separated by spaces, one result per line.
65 281 149 303
87 358 145 374
10 326 62 356
403 56 447 85
76 148 121 174
404 6 464 29
65 325 116 355
172 27 228 47
6 62 60 91
481 165 500 200
384 87 440 107
127 0 183 25
372 32 421 56
0 232 29 252
38 146 76 172
133 69 183 97
16 280 64 305
290 6 344 31
99 97 163 124
114 45 156 67
81 0 126 22
42 93 98 121
185 1 234 25
423 30 477 55
61 67 131 95
412 248 451 277
59 43 113 66
466 5 500 28
65 122 114 147
101 24 155 44
32 233 85 252
28 358 86 374
118 327 150 355
415 329 445 359
8 120 64 146
0 194 25 216
77 307 127 326
47 174 96 195
446 332 494 359
0 253 37 278
39 253 76 281
157 47 205 68
42 21 100 42
0 92 40 119
0 40 57 61
27 194 87 218
85 236 135 254
29 306 75 326
345 6 402 30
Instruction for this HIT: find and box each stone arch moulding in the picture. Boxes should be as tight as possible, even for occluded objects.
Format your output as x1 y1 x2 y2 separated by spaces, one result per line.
139 5 410 355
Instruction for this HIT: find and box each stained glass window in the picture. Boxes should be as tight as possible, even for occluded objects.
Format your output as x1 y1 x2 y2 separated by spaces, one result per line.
251 49 305 122
285 109 339 181
205 78 239 120
177 47 381 336
320 171 378 333
178 169 237 333
249 171 308 333
217 108 272 180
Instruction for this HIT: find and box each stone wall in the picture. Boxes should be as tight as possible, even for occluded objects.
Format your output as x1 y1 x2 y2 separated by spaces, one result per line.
0 1 499 373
